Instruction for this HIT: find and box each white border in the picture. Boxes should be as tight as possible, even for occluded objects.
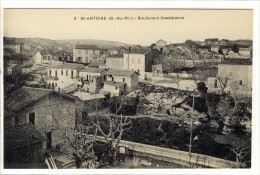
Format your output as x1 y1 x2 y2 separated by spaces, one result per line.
1 1 259 175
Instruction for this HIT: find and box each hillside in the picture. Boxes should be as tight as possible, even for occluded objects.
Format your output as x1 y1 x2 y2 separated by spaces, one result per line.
3 37 133 53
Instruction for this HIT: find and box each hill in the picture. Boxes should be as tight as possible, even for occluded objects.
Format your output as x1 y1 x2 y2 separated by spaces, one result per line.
3 37 133 53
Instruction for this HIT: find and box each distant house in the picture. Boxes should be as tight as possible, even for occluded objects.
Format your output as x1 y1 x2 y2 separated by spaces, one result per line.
78 67 107 93
4 86 78 149
211 46 219 53
73 44 100 63
155 39 167 51
105 48 161 81
56 50 72 62
4 48 29 65
46 63 85 90
108 48 118 55
239 47 252 58
218 59 252 93
34 50 56 64
103 69 139 96
117 46 128 54
106 54 124 70
4 44 23 54
4 123 46 168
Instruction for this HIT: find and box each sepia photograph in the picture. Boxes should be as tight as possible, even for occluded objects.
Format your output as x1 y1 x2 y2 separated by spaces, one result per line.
0 3 259 174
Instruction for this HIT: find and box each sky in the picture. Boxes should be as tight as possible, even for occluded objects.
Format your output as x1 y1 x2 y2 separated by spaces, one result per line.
3 9 253 45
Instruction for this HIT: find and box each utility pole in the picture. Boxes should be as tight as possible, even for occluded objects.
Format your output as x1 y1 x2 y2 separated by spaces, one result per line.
188 89 195 168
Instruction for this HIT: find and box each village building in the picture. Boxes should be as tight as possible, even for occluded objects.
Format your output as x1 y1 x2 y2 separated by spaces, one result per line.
117 46 128 54
106 54 124 70
155 39 167 52
4 44 23 54
108 48 118 55
239 47 252 58
4 123 46 168
218 59 252 93
103 69 139 96
55 50 72 62
211 45 219 53
78 67 107 93
46 63 85 90
4 86 78 150
105 48 161 81
73 44 100 63
34 49 56 64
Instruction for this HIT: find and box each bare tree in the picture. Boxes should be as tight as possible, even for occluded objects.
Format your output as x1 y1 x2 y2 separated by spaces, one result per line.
231 142 251 167
91 114 131 166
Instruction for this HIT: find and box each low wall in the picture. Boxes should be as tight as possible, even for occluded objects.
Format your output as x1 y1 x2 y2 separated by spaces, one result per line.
94 136 239 168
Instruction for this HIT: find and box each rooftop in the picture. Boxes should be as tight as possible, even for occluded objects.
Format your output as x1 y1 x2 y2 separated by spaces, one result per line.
219 59 252 65
5 86 77 112
80 67 107 73
107 54 124 58
72 91 105 101
4 123 46 150
105 69 138 77
39 49 52 55
49 63 85 70
128 47 150 54
74 44 99 50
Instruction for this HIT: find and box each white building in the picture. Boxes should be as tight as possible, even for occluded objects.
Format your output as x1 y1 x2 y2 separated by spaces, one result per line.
46 63 85 90
34 50 56 64
73 44 100 63
103 69 139 96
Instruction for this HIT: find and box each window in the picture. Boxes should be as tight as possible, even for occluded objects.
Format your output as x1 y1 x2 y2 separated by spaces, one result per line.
55 83 57 86
61 70 63 75
66 70 68 76
49 70 51 76
55 70 57 77
48 56 50 60
112 77 114 81
71 70 74 77
115 87 118 90
239 80 243 85
15 116 18 126
123 78 125 82
29 112 35 125
137 69 140 74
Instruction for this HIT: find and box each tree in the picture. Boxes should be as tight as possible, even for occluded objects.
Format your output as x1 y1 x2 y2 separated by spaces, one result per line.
231 44 239 53
91 114 131 166
231 142 251 167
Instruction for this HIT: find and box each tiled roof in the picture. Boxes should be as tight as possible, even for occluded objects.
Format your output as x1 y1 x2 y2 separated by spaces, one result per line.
39 50 52 55
219 59 252 65
107 54 124 58
72 91 105 101
5 87 52 111
49 63 85 70
4 123 46 150
5 86 78 112
74 44 99 50
80 67 106 73
239 48 251 51
128 47 150 54
105 69 138 77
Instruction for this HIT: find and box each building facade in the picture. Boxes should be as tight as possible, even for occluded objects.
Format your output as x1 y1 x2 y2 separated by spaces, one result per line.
73 44 100 63
34 50 56 64
4 87 78 149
